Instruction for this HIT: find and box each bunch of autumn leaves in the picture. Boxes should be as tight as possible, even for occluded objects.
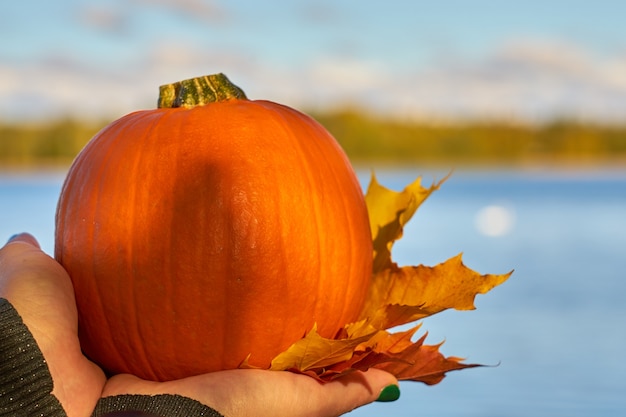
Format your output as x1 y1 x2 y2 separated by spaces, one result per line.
242 174 512 384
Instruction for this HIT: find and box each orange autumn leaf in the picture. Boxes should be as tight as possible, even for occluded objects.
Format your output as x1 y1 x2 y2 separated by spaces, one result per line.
268 325 375 372
372 335 480 384
247 174 511 385
267 323 480 383
365 172 448 273
354 327 477 384
359 254 513 329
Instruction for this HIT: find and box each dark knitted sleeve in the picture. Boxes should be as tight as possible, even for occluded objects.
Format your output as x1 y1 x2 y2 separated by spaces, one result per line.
93 394 224 417
1 298 224 417
0 298 66 417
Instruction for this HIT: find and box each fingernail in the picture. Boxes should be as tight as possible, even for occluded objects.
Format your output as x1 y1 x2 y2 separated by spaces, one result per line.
7 234 20 243
376 384 400 402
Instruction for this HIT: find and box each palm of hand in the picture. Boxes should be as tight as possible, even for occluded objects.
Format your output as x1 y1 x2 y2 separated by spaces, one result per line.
103 366 394 417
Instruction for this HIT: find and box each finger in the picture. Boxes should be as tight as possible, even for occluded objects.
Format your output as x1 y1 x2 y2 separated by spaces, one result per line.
360 368 400 402
316 368 399 415
6 232 40 248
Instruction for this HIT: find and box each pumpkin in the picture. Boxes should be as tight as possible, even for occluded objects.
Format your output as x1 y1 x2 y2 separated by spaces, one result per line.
55 74 373 381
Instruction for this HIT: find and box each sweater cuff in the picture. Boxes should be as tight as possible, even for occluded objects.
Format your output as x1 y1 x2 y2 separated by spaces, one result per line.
0 298 66 417
93 394 224 417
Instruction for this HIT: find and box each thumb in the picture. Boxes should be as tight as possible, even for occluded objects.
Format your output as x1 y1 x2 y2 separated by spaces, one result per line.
5 232 41 248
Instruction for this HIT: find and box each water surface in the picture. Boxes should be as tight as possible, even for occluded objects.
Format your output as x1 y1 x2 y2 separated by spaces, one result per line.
1 168 625 416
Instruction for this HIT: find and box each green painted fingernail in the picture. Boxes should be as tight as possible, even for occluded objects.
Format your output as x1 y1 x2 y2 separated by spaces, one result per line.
376 384 400 402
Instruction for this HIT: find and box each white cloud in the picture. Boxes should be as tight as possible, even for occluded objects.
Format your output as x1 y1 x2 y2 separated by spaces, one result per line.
129 0 227 23
77 4 130 35
0 44 254 121
378 39 626 123
269 57 389 110
2 38 626 124
310 58 383 90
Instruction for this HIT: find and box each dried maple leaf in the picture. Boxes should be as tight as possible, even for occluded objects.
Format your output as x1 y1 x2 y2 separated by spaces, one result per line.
268 325 375 373
373 336 480 384
359 254 512 330
366 172 448 273
242 173 512 385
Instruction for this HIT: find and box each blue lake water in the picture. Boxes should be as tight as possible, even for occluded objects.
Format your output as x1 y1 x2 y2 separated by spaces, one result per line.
1 167 625 417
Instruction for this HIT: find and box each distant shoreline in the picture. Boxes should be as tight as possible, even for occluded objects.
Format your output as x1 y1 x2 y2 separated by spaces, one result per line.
2 111 626 171
3 157 625 180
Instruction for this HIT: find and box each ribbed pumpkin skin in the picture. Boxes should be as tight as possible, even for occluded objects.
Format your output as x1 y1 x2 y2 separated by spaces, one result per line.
54 99 373 381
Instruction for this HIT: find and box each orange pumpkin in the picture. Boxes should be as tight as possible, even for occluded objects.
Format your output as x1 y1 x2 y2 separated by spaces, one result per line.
55 74 373 381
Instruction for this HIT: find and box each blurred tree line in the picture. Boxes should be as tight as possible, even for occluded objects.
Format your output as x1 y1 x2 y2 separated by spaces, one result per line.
1 110 625 168
0 118 105 166
313 110 626 167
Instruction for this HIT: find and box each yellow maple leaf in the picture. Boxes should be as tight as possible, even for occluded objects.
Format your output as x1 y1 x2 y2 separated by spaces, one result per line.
268 325 375 372
245 174 512 384
360 254 513 330
366 172 448 273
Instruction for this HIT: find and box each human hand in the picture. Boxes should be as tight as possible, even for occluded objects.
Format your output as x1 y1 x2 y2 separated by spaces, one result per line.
103 367 399 417
0 233 106 417
1 233 399 417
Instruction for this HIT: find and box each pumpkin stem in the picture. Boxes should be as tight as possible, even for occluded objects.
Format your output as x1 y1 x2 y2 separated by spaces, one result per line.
158 73 248 108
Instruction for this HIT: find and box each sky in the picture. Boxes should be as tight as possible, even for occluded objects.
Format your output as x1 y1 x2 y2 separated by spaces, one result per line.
2 0 626 124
